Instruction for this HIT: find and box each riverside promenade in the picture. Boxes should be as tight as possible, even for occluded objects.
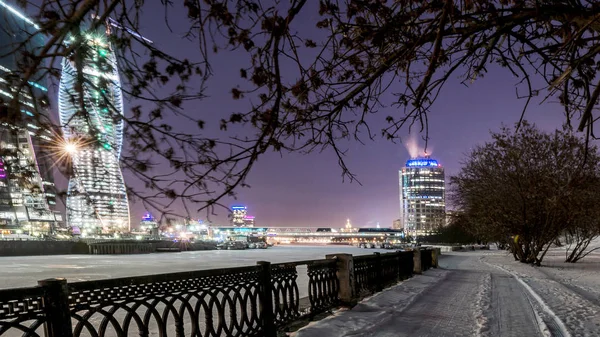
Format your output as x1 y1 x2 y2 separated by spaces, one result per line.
296 251 600 337
0 247 427 337
3 247 597 336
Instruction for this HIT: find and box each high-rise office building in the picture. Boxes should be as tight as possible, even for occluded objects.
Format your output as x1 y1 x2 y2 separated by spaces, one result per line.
231 205 247 226
59 19 130 233
399 157 446 237
242 215 255 227
0 1 59 235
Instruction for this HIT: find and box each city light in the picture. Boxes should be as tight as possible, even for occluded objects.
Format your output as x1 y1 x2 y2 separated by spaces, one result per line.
0 0 40 30
64 142 78 154
401 156 446 237
43 131 95 171
231 205 248 226
406 158 440 167
59 24 130 232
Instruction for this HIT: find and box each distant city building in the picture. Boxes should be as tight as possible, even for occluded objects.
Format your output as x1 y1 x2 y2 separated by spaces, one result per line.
231 205 247 226
0 1 59 235
243 215 255 227
399 157 446 236
392 219 402 229
139 212 158 233
341 218 357 233
59 17 130 233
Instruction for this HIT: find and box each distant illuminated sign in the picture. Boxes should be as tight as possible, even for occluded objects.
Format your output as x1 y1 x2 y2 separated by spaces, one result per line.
142 212 154 221
231 206 247 210
405 159 440 167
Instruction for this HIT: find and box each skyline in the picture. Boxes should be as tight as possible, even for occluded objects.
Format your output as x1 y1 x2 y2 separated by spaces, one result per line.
112 2 569 229
92 2 571 228
5 1 575 230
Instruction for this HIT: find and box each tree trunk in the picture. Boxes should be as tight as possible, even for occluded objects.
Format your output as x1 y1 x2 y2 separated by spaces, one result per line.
566 237 594 263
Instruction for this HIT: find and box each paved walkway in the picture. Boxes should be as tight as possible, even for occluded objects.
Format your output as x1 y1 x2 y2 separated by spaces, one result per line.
296 253 544 337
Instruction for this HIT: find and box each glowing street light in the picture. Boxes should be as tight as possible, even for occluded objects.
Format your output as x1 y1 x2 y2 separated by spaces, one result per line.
64 142 78 154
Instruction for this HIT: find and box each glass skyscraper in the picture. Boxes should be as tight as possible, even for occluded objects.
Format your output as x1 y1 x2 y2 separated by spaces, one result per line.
399 157 446 237
59 21 130 233
0 0 59 235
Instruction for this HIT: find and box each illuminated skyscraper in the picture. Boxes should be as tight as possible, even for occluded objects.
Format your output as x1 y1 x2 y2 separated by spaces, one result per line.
231 205 247 226
0 1 59 235
242 215 255 227
59 20 129 233
399 157 446 237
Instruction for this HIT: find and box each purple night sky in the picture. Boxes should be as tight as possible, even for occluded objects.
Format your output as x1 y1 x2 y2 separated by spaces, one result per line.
35 2 568 228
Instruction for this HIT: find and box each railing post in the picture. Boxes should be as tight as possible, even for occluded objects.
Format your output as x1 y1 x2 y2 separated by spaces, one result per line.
413 249 422 274
38 278 73 337
431 249 438 268
395 251 402 281
257 261 276 337
374 252 383 292
326 253 355 305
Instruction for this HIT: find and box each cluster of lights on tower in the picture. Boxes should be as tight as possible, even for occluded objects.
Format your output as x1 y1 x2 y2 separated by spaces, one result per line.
58 21 130 234
231 205 256 227
0 1 132 235
0 0 60 235
399 156 446 237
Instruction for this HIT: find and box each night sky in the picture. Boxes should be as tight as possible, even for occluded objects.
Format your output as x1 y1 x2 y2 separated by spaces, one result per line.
36 2 570 228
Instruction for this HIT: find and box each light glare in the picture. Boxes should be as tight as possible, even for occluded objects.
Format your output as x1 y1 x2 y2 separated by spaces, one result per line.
65 143 78 154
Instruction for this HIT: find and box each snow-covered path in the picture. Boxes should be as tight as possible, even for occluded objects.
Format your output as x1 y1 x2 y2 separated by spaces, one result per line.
484 252 600 337
296 253 551 337
365 269 487 336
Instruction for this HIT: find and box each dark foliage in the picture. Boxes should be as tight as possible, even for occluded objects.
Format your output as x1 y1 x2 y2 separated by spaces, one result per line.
451 122 600 265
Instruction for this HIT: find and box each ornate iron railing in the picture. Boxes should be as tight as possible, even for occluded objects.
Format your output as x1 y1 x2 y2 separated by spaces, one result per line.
0 250 423 337
380 252 401 288
354 251 417 296
270 259 338 327
0 287 46 337
67 266 263 337
399 251 415 279
353 254 379 296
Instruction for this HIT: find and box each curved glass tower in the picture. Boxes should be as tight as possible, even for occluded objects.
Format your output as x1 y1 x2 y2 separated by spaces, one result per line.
59 25 130 233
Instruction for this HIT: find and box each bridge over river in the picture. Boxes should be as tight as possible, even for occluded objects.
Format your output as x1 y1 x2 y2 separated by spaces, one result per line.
211 226 405 244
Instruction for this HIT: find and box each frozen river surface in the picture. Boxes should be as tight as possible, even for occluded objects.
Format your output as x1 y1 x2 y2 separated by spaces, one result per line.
0 245 388 289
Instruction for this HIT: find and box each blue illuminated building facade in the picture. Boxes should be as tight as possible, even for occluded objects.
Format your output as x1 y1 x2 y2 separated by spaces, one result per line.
0 1 59 235
139 211 158 234
59 18 130 233
399 157 446 236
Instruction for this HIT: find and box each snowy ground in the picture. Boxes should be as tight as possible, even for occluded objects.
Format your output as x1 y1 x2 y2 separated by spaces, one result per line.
296 248 600 337
483 243 600 337
0 245 389 289
2 244 599 336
